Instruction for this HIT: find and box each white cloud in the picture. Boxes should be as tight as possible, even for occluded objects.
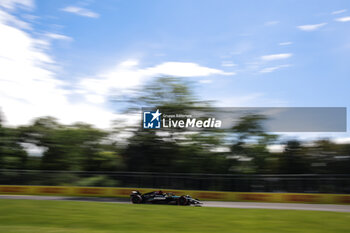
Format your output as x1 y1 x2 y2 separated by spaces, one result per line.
260 64 291 73
85 94 105 104
79 60 234 98
332 9 347 15
333 137 350 144
264 21 279 26
199 79 212 84
79 60 233 98
0 3 236 129
3 58 228 128
297 23 327 31
335 16 350 22
210 146 230 153
221 61 237 67
146 62 235 77
120 59 139 67
267 144 285 153
279 42 293 46
46 33 72 41
21 142 46 156
0 8 31 29
276 132 350 142
0 7 116 128
61 6 99 18
0 0 33 10
260 67 279 73
261 53 292 61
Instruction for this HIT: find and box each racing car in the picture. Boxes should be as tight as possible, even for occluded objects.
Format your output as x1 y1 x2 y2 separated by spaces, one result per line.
130 190 202 206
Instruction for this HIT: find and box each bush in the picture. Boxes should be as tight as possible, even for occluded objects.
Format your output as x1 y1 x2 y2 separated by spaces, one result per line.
75 175 119 187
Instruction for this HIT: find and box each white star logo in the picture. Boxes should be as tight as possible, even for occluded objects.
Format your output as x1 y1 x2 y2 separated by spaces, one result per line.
150 109 162 122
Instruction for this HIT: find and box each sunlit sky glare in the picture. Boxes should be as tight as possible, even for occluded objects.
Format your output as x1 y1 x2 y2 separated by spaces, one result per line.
0 0 349 141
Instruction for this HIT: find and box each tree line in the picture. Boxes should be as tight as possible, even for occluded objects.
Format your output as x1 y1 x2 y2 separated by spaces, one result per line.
1 77 349 181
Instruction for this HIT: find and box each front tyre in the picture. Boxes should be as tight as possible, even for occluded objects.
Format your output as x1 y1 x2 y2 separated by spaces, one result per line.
178 196 189 206
131 195 142 204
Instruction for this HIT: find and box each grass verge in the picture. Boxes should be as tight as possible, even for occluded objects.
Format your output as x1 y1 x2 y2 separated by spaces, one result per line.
0 199 349 233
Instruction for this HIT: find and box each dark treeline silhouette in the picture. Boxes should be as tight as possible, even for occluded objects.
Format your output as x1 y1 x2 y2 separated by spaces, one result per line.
0 77 349 191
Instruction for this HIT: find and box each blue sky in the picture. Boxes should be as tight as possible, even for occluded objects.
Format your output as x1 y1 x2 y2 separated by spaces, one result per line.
0 0 349 141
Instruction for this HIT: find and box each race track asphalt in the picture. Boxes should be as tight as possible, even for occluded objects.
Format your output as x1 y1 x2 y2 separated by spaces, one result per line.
1 195 350 212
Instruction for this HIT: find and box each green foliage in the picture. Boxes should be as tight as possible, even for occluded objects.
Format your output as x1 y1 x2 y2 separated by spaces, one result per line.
0 126 28 169
18 118 111 171
229 114 278 174
120 77 228 173
75 175 119 187
0 77 350 179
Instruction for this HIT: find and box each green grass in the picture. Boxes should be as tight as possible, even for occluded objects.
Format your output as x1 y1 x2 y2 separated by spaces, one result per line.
0 199 349 233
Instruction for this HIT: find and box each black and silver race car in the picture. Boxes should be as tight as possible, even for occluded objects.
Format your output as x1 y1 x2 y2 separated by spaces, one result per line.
130 190 202 206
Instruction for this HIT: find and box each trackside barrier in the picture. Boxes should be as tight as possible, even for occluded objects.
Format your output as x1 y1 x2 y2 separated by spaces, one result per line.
0 185 349 204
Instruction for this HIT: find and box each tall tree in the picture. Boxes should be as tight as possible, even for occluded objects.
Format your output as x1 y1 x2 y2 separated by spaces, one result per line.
230 114 278 174
279 140 310 174
0 113 28 170
19 117 111 171
117 77 225 173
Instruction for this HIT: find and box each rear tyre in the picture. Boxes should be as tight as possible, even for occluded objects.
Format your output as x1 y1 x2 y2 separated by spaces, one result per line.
131 195 142 204
178 196 189 206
